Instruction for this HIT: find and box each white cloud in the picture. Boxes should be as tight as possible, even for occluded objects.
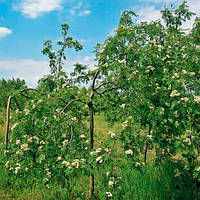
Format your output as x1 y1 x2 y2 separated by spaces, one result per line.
0 56 96 87
69 2 83 17
16 0 63 19
0 59 49 86
73 2 82 10
78 10 91 16
0 27 12 39
137 6 162 22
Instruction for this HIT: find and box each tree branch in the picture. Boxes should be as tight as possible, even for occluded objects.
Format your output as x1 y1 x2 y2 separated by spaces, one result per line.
92 71 100 91
61 99 87 113
99 86 118 95
94 81 115 92
20 88 67 104
20 88 45 95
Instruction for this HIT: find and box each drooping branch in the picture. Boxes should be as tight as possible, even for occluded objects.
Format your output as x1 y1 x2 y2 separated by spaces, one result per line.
20 88 68 104
20 88 45 95
99 86 118 95
94 81 115 92
12 97 22 111
61 99 87 113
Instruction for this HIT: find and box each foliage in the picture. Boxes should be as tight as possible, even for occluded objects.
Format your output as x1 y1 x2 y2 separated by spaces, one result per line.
96 0 200 181
0 78 27 110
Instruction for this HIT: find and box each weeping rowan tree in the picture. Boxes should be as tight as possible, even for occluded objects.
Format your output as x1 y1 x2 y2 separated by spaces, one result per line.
96 1 200 173
41 22 118 198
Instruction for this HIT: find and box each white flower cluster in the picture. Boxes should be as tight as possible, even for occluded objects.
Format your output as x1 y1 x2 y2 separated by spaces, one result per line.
108 131 116 138
172 73 179 79
21 143 29 151
145 65 155 73
183 137 192 145
194 96 200 103
120 104 125 108
180 97 189 102
182 70 187 75
15 163 21 174
170 90 180 97
96 156 103 163
61 158 85 169
24 108 30 115
122 120 128 129
106 192 112 198
45 168 51 178
125 149 133 155
11 123 18 131
117 59 126 64
79 134 86 138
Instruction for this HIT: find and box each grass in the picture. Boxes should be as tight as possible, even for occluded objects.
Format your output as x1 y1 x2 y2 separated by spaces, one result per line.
94 114 120 146
0 112 5 138
0 125 4 138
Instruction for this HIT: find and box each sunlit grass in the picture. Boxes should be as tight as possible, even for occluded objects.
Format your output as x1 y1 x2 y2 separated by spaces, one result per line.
0 125 4 138
94 114 120 146
0 112 5 138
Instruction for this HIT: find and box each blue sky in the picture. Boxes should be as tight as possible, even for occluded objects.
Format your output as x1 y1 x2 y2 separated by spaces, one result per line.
0 0 199 86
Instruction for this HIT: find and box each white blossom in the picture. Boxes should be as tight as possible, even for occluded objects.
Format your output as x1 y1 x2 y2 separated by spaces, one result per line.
106 192 112 198
21 143 29 151
125 149 133 155
5 161 9 168
62 161 70 167
182 70 187 74
71 159 80 168
170 90 180 97
15 166 20 174
96 148 102 153
16 140 21 145
24 109 30 115
108 131 115 138
11 123 18 131
108 180 114 186
181 97 189 102
120 104 125 108
175 121 179 128
57 157 62 161
194 96 200 103
96 156 103 163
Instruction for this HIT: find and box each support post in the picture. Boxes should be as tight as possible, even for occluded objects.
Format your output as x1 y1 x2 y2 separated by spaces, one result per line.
5 96 12 149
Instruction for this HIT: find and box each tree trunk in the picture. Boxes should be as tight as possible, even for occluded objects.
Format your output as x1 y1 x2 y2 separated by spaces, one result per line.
88 102 94 198
144 124 151 164
89 102 94 149
5 96 12 149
